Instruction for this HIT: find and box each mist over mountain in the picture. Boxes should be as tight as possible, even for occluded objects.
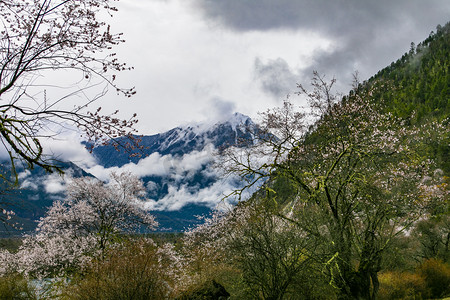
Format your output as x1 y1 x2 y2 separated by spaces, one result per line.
1 113 260 235
92 112 256 167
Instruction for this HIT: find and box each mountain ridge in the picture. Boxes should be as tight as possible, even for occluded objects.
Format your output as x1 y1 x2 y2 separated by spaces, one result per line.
92 112 255 168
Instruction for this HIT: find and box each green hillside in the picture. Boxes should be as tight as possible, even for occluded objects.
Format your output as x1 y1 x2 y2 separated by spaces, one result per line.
251 22 450 299
366 21 449 122
355 22 449 174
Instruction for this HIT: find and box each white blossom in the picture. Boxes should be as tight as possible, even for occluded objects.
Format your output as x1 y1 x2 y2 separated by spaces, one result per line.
8 172 157 278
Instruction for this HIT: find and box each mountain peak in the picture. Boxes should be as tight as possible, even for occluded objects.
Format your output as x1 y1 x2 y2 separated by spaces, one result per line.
92 112 257 167
180 112 253 136
225 112 252 130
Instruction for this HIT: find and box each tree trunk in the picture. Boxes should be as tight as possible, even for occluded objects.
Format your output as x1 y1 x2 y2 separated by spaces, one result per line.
338 268 379 300
348 270 372 300
370 272 379 300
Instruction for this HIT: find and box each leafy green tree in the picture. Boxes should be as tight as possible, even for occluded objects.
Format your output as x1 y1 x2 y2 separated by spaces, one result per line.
413 215 450 263
367 21 450 124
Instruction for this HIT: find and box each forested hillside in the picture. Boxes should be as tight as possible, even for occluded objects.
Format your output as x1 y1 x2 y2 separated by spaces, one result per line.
173 22 449 299
190 22 449 299
366 21 449 122
355 22 449 175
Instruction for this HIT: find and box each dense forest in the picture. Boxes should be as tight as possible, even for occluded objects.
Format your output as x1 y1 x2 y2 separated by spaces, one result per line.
368 23 449 123
361 21 449 175
0 22 449 300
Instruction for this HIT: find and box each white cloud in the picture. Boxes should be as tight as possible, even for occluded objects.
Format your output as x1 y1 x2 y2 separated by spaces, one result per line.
202 97 236 124
21 179 38 191
41 132 97 169
101 0 447 136
18 170 31 180
146 181 159 192
173 146 215 177
83 142 251 211
43 175 67 194
42 172 73 194
144 172 256 211
97 0 331 135
87 144 216 181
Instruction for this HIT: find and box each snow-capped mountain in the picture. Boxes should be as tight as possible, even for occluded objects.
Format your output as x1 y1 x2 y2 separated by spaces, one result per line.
89 112 260 228
1 113 260 235
91 112 257 167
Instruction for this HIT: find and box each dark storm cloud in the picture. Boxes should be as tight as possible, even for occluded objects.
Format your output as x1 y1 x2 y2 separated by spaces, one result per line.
193 0 382 33
193 0 450 93
254 57 299 98
192 0 448 36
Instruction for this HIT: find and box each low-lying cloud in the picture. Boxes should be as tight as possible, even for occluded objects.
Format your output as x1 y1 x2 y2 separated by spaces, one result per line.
143 173 249 211
14 131 262 211
87 144 216 182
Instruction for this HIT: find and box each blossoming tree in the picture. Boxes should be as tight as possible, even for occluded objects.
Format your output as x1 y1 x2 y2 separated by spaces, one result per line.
221 72 448 299
0 0 139 176
183 198 323 299
6 172 157 278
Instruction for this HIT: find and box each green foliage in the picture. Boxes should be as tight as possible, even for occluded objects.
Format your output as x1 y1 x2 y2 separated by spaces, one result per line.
378 271 428 300
221 32 449 296
366 22 450 123
0 274 36 300
63 239 172 300
0 238 22 252
180 196 336 299
381 234 419 272
228 200 316 299
283 265 337 300
417 258 450 298
176 280 230 300
267 174 299 206
378 259 450 299
360 22 450 176
413 215 450 262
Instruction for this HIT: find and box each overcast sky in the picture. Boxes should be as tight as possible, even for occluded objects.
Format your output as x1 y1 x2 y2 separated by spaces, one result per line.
91 0 450 135
15 0 450 211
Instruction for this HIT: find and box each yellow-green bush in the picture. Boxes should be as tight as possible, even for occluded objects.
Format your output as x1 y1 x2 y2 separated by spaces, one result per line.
417 258 450 298
378 259 450 299
378 271 428 300
63 240 173 300
176 279 230 300
0 274 36 300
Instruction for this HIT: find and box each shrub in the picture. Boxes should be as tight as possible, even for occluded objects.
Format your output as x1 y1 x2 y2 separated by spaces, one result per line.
417 258 450 298
378 271 428 300
0 274 36 300
64 239 173 300
287 269 337 300
176 280 230 300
